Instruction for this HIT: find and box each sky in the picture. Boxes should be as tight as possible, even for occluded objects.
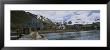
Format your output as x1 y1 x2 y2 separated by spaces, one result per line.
25 10 100 24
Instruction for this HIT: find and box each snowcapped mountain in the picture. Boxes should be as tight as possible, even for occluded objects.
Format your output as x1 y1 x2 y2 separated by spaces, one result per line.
25 10 100 25
65 14 100 25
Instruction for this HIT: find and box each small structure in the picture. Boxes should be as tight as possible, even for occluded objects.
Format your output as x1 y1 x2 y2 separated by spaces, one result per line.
58 24 65 30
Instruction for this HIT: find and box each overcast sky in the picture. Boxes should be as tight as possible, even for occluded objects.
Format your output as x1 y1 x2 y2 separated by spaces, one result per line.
25 10 100 23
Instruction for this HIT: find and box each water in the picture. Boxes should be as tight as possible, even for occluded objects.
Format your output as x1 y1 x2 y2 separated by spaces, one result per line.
43 30 100 40
12 30 100 40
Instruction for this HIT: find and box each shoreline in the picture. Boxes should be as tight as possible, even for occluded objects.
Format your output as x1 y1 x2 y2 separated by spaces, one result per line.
38 30 100 34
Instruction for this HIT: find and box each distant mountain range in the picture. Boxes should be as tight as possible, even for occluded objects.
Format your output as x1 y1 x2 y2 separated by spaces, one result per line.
24 10 100 25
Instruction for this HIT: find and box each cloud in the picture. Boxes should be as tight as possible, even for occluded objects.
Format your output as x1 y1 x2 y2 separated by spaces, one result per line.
88 10 100 16
25 10 100 24
88 13 100 21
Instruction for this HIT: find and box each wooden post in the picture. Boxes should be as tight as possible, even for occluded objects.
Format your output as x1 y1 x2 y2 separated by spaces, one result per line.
19 28 21 38
16 28 19 39
29 27 31 34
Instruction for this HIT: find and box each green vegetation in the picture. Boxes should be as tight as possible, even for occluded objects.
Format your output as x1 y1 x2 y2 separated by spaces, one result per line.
11 10 57 39
11 10 32 28
11 10 100 40
65 22 100 31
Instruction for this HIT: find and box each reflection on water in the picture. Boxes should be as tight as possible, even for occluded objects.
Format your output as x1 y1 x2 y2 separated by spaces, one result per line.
43 30 100 40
